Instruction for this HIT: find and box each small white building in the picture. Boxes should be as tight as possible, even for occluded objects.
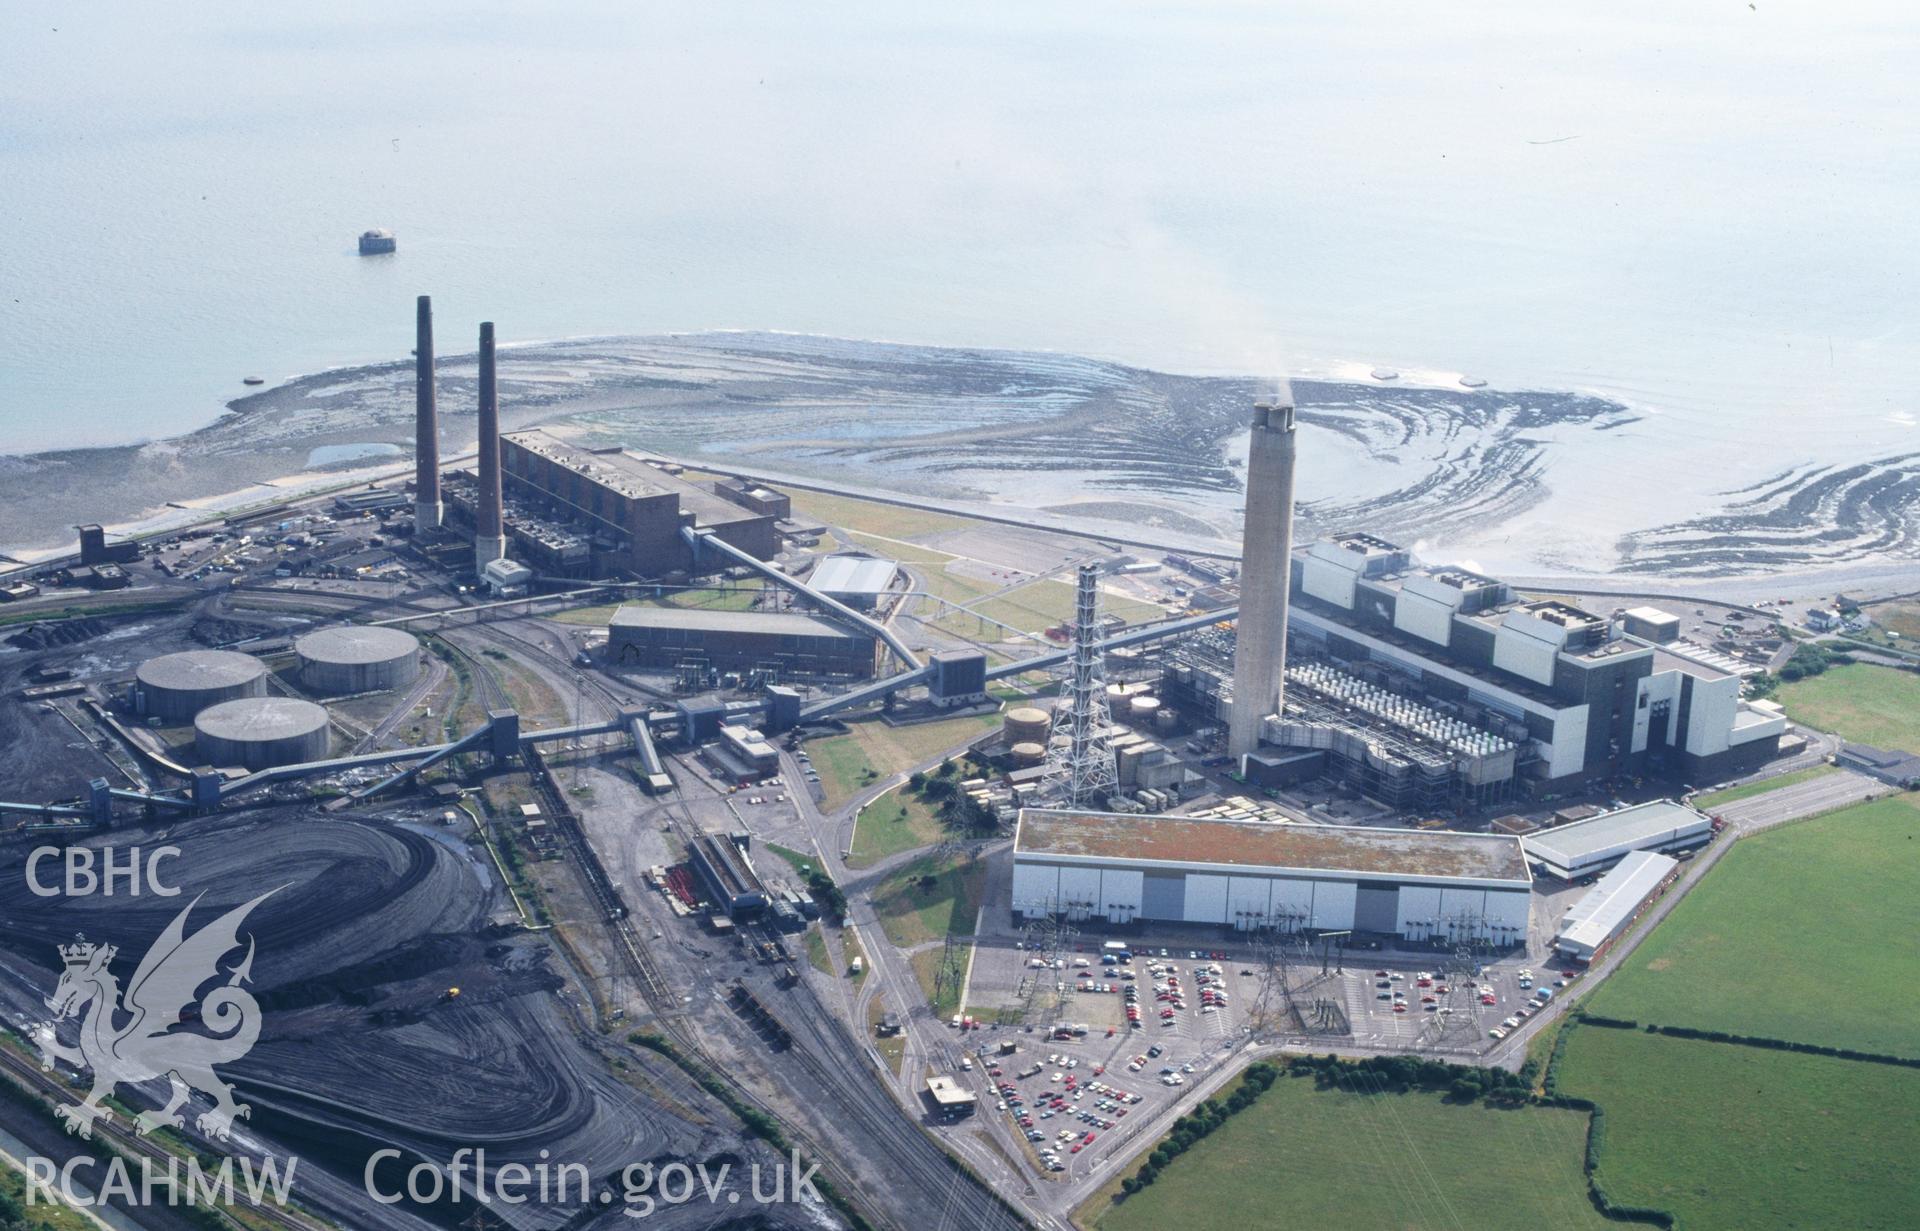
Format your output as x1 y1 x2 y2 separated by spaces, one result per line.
483 556 534 597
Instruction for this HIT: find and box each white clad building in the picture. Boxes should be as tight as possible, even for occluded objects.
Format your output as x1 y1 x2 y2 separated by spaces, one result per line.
1553 850 1680 962
1012 808 1532 945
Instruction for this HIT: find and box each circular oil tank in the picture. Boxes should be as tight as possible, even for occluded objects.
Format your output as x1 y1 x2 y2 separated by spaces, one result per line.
1130 696 1161 725
295 625 421 694
1009 741 1047 767
194 697 331 770
134 650 269 722
1004 706 1052 745
1154 706 1179 734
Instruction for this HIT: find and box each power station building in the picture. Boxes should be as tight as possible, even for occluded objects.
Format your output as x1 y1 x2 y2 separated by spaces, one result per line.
451 429 778 579
608 606 878 680
1165 533 1787 798
1012 808 1533 944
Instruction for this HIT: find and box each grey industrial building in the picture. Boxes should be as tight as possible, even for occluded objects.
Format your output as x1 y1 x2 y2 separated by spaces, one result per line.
193 697 331 770
1521 799 1713 880
294 626 421 694
1012 808 1532 944
133 650 270 722
446 428 778 579
689 833 769 918
806 555 899 610
1162 533 1787 801
710 477 792 520
1552 849 1680 962
608 606 878 680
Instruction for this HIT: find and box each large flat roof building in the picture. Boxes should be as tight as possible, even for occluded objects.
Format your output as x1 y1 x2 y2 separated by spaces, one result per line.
1522 799 1713 880
1012 808 1531 943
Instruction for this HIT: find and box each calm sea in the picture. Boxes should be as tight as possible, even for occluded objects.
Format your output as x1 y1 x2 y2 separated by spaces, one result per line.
2 0 1914 491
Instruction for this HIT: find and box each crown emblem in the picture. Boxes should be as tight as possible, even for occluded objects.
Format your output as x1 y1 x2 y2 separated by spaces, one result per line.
60 936 113 967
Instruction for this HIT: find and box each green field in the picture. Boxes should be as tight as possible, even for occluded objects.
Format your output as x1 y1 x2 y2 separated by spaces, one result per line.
1776 662 1920 751
548 585 763 626
791 490 982 540
1554 1026 1920 1231
0 1157 99 1230
1088 1075 1611 1231
938 575 1166 637
1585 794 1920 1056
1691 763 1837 808
847 785 948 867
871 851 986 948
807 712 1002 810
911 942 972 1018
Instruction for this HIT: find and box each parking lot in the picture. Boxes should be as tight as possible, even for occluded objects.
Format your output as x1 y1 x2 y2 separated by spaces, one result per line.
959 984 1235 1183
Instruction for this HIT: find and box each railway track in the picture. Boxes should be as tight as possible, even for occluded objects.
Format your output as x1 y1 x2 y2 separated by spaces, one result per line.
0 1044 335 1231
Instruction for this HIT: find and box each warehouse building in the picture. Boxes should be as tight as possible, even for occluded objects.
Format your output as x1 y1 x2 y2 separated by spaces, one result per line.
1012 808 1532 944
444 429 778 578
1164 533 1788 794
608 606 877 680
1552 849 1680 962
806 555 899 610
1522 799 1713 881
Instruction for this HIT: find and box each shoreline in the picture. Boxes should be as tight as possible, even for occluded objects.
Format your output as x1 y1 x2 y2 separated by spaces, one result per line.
2 332 1913 595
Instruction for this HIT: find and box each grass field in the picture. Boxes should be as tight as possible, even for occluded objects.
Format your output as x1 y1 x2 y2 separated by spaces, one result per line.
911 943 973 1018
808 712 1002 810
0 1157 98 1230
1554 1026 1920 1231
548 585 763 626
1087 1075 1611 1231
871 851 986 948
791 490 982 540
1692 763 1838 808
847 785 948 867
1585 794 1920 1056
1775 662 1920 751
803 927 832 976
937 575 1165 637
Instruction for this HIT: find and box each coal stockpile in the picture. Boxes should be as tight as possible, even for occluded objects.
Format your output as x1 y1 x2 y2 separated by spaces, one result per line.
0 812 778 1231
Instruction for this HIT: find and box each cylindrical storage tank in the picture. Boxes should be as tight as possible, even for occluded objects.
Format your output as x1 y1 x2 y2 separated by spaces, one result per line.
134 650 269 722
1155 706 1179 734
1106 683 1132 718
1130 696 1161 726
194 698 331 770
295 626 421 694
1004 706 1052 745
1009 741 1047 767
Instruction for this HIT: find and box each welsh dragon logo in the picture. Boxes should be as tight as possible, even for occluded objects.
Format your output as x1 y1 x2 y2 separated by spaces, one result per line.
32 890 276 1144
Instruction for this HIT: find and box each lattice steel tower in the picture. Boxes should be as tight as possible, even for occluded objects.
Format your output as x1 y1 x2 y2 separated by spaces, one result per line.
1044 564 1117 806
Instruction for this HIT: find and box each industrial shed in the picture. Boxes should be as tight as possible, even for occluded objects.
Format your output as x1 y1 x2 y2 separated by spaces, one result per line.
1011 809 1532 943
807 555 899 609
1553 850 1679 962
1522 799 1712 880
